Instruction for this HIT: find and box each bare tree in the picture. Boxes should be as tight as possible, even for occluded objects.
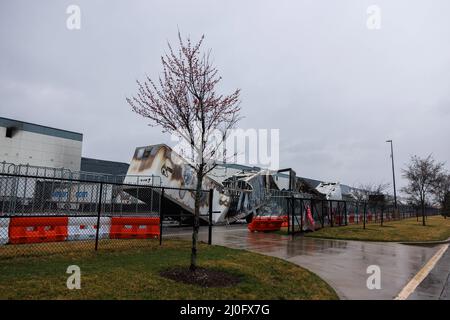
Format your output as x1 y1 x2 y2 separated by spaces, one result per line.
350 186 369 203
350 183 390 202
432 173 450 217
443 192 450 218
126 32 241 271
401 155 445 226
350 183 389 226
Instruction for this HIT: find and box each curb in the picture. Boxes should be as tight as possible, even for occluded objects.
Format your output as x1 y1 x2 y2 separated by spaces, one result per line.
399 237 450 246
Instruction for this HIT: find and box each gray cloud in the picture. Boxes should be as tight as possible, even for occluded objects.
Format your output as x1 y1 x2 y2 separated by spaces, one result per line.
0 0 449 195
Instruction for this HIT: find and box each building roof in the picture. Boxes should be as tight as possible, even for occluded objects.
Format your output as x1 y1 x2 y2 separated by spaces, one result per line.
216 162 351 192
0 117 83 141
80 157 129 176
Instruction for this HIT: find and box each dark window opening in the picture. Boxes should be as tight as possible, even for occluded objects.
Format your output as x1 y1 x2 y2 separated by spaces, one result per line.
143 148 152 158
5 127 16 138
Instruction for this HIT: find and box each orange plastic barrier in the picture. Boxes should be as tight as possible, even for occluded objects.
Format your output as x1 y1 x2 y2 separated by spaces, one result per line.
349 214 355 224
334 214 343 225
280 215 289 228
248 216 283 232
109 217 160 239
9 217 68 244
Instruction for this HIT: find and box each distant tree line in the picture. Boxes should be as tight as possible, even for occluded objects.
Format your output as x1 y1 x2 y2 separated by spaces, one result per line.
352 154 449 226
402 155 449 225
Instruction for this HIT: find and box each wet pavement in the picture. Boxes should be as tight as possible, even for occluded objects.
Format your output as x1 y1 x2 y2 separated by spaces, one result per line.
408 245 450 300
169 225 442 300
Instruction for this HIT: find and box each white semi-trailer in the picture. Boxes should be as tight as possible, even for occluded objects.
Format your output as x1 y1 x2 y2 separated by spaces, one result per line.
123 144 232 224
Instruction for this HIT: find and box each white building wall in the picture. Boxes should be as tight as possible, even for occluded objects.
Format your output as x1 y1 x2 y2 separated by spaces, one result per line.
0 127 82 171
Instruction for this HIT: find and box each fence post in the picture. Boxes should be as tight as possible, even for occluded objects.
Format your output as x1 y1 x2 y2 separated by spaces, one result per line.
337 202 340 226
356 203 359 224
290 196 295 236
287 196 291 235
208 189 213 245
159 187 165 246
337 202 339 226
344 201 348 226
363 202 366 230
321 200 325 228
330 201 334 227
300 199 304 233
94 182 103 251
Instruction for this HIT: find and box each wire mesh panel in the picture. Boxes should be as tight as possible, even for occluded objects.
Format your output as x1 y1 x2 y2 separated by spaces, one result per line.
0 174 103 256
287 198 300 234
0 173 213 258
0 170 442 257
160 189 212 244
96 183 161 250
0 174 101 217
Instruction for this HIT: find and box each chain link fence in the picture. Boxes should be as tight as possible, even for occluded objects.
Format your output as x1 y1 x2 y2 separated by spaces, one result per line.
0 173 213 258
286 197 438 234
0 170 441 257
251 190 438 235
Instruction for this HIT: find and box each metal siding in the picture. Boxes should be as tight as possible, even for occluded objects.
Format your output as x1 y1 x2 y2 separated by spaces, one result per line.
80 158 129 176
0 117 82 142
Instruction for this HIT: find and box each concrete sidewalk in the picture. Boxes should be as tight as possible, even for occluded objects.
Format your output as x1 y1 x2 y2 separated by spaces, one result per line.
177 225 441 300
408 246 450 300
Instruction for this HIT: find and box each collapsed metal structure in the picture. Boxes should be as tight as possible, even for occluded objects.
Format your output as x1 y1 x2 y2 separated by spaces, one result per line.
1 144 380 228
124 144 325 224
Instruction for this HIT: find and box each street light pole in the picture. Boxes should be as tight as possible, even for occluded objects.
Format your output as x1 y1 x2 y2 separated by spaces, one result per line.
386 140 397 210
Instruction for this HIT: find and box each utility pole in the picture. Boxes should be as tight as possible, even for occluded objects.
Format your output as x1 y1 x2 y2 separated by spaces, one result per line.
386 140 398 210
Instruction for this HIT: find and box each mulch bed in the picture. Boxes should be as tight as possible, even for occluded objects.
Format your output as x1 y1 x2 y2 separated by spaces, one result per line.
160 267 241 288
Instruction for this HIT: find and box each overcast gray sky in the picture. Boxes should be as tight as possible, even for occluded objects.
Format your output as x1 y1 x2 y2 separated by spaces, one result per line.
1 0 449 194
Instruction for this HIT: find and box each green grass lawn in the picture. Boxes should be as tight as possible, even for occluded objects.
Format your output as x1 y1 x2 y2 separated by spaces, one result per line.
0 239 338 300
305 216 450 242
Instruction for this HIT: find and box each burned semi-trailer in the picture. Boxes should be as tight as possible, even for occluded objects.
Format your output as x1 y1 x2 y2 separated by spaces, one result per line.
123 144 233 224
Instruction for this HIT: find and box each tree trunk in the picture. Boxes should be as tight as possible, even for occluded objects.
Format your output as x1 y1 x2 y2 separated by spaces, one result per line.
190 171 203 272
421 200 426 226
